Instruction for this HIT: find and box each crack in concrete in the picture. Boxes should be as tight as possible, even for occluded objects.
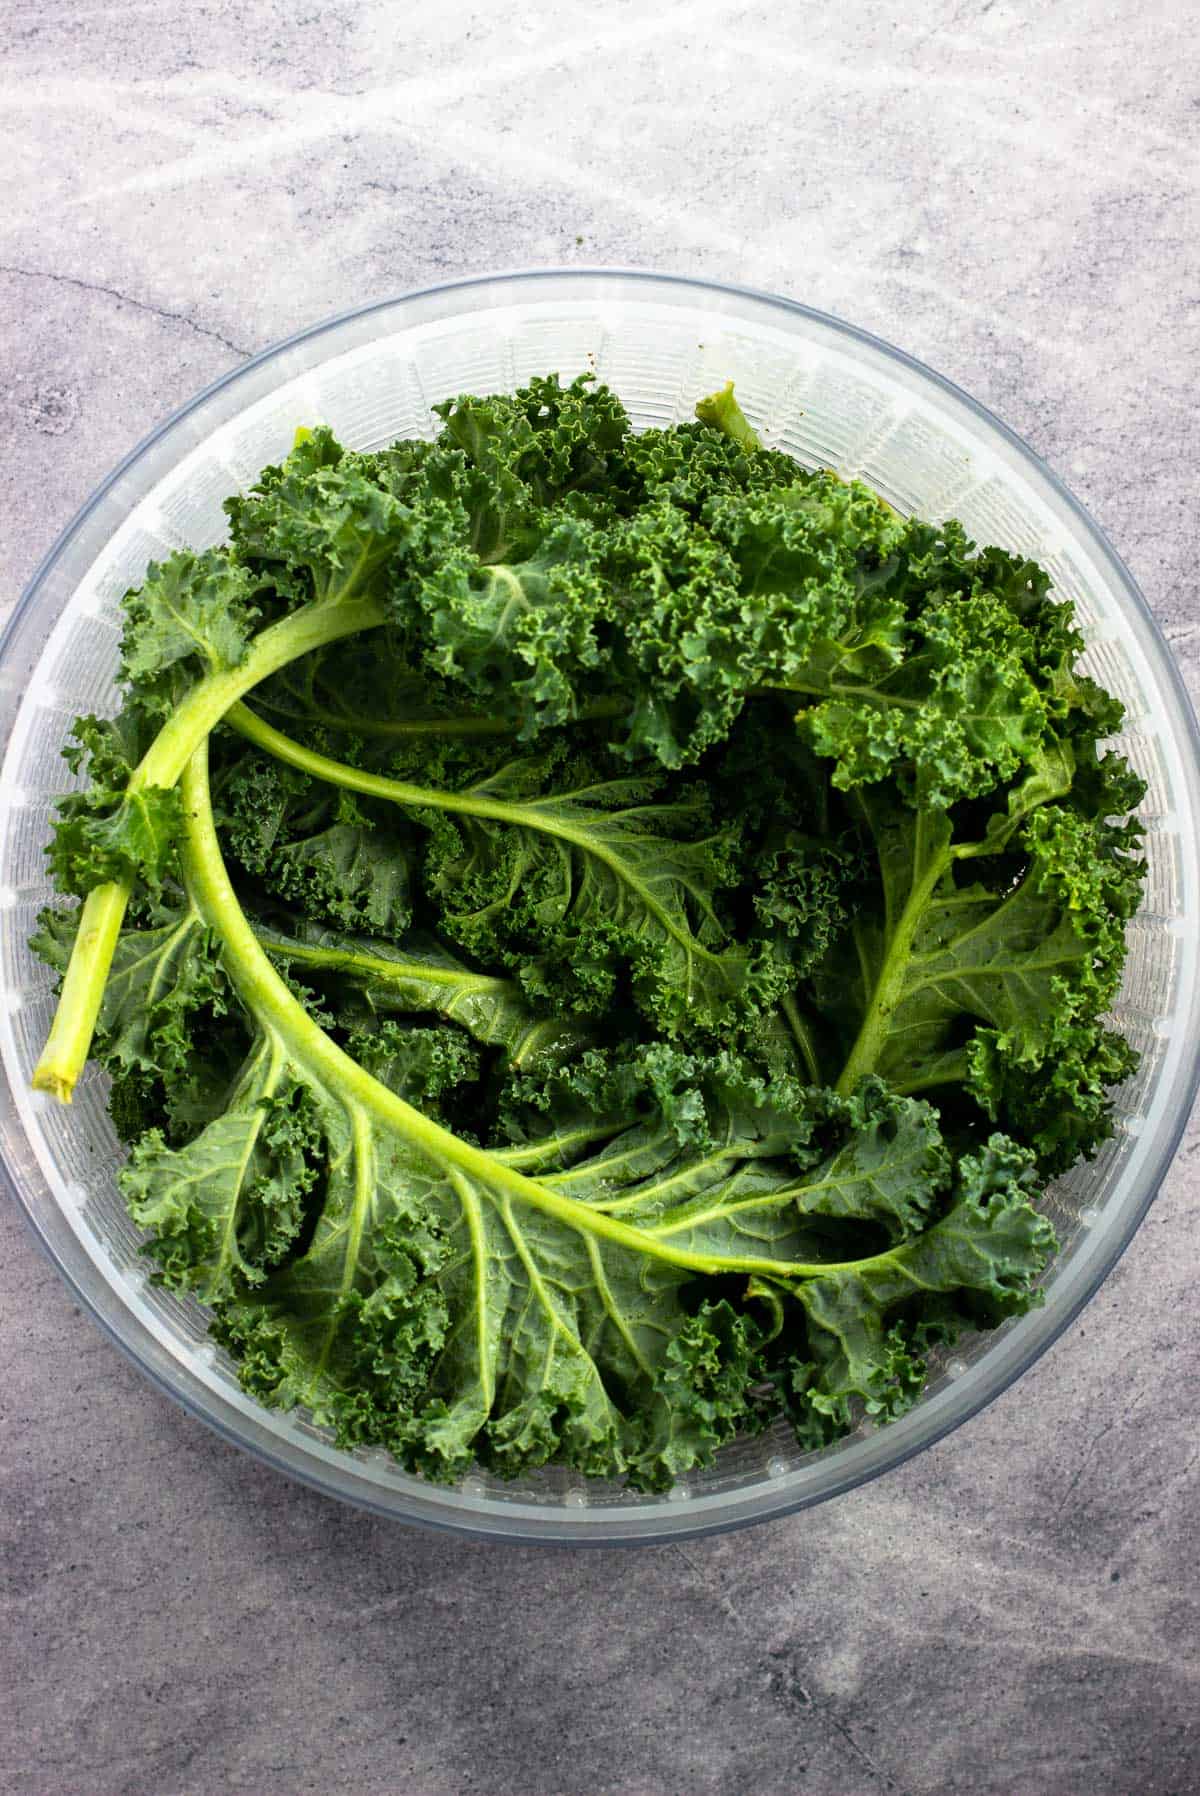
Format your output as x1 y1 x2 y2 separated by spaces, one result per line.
0 263 251 358
670 1543 916 1794
1054 1376 1158 1519
1055 1415 1120 1517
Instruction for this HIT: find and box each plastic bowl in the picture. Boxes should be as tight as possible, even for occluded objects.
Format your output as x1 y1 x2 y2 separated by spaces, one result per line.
2 269 1198 1544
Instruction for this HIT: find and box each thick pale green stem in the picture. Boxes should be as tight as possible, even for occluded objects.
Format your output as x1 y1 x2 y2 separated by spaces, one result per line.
137 599 386 792
695 381 763 450
32 596 386 1101
32 883 128 1103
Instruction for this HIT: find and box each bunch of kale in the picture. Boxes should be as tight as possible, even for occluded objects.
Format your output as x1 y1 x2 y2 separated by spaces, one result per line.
33 376 1144 1488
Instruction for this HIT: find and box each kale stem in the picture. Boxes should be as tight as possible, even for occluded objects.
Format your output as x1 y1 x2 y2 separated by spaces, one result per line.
834 811 952 1097
31 883 128 1103
248 692 627 740
252 698 517 739
256 933 514 995
224 701 548 825
131 598 386 795
32 596 387 1102
780 992 821 1085
695 381 763 450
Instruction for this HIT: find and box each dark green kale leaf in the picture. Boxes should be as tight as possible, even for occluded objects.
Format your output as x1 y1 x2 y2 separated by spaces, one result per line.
255 919 590 1072
219 752 414 942
121 1037 324 1300
773 1133 1055 1447
224 424 468 619
47 713 183 895
432 371 634 534
119 548 261 726
418 514 612 732
808 776 1145 1167
402 746 769 1034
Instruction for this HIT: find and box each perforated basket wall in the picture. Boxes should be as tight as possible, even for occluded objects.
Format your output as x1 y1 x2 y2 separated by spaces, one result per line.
2 274 1196 1541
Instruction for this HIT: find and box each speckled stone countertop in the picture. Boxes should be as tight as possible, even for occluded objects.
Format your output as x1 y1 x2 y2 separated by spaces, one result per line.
2 4 1198 1793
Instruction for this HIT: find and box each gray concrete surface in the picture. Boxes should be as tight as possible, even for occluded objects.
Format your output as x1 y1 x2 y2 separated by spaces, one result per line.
2 3 1198 1792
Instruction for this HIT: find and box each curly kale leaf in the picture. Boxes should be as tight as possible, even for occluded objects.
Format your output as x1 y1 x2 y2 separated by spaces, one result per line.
341 1021 481 1124
255 919 589 1072
219 753 414 941
250 632 499 745
119 548 261 725
767 519 1101 810
47 714 183 895
411 749 768 1033
205 1018 1051 1486
418 515 612 731
121 1032 324 1300
812 778 1145 1166
200 999 1048 1487
775 1133 1055 1447
224 424 467 617
430 372 633 544
396 376 1102 800
39 430 426 912
222 713 773 1039
624 403 806 514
